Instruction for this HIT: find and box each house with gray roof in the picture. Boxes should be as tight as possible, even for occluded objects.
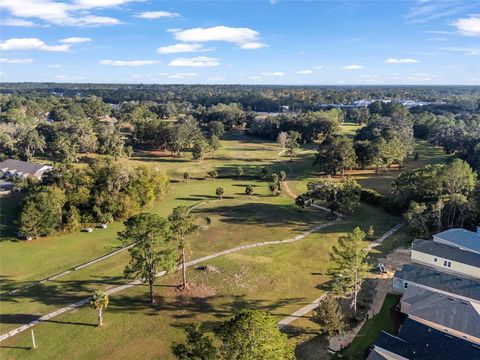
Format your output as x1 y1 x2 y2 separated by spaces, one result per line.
393 264 480 304
400 287 480 344
433 228 480 255
0 159 52 180
411 239 480 280
368 318 480 360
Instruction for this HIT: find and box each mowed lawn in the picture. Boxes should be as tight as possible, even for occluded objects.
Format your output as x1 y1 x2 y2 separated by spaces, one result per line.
0 132 289 291
0 203 400 360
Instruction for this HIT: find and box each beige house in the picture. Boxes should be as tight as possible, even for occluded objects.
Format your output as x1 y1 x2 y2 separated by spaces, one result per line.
411 239 480 280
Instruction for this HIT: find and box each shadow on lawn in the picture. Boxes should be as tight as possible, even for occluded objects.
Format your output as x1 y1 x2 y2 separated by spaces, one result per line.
193 202 324 230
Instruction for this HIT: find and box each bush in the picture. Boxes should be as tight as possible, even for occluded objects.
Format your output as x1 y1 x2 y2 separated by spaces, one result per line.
360 188 403 216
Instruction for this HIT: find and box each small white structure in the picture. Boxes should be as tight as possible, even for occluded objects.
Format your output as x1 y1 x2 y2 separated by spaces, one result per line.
0 159 52 180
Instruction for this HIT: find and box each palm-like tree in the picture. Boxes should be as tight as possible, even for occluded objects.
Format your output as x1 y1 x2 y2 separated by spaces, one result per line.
90 290 109 327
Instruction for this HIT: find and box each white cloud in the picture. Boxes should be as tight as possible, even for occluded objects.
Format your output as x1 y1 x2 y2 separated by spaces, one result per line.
169 56 219 67
315 65 323 69
0 58 34 64
2 18 35 26
0 0 123 26
248 76 262 80
261 72 284 76
99 60 160 66
157 43 211 54
240 42 267 49
60 37 92 43
135 11 180 19
296 70 312 74
48 64 62 68
0 38 70 52
452 16 480 36
385 57 419 64
169 72 196 79
174 26 260 44
441 47 480 56
342 64 363 70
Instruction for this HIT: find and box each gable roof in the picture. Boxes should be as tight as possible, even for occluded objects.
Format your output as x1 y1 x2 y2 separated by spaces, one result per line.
434 228 480 254
412 239 480 268
394 264 480 302
0 159 51 177
373 318 480 360
401 287 480 339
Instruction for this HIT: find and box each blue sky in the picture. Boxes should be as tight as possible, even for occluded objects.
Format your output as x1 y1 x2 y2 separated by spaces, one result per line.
1 0 479 84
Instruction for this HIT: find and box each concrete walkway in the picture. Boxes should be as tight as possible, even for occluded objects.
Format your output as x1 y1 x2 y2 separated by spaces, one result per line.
0 219 336 343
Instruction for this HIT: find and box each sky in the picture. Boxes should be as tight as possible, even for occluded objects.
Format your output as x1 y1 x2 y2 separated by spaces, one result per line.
0 0 480 85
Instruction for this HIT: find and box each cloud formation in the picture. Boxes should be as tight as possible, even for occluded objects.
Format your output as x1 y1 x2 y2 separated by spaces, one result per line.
385 57 419 64
0 38 70 52
0 0 132 26
157 43 211 54
261 72 285 76
169 56 219 67
342 64 363 70
99 60 160 66
0 58 34 63
135 11 180 19
240 42 267 49
2 18 35 26
452 16 480 36
60 37 92 43
296 70 312 74
174 26 262 45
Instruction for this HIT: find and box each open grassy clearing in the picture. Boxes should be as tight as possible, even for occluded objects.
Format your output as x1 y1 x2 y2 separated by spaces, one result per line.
0 132 290 291
0 191 325 333
0 203 400 359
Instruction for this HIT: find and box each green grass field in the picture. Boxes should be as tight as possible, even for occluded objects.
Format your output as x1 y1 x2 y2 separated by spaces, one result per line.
0 129 432 359
0 202 400 359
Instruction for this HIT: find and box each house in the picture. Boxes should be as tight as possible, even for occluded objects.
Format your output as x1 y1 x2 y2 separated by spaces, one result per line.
410 239 480 280
0 159 52 180
399 287 480 344
392 264 480 304
433 228 480 255
368 318 480 360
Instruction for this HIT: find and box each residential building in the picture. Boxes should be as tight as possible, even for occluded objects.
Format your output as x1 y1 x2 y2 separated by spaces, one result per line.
368 318 480 360
410 239 480 280
0 159 52 180
433 228 480 255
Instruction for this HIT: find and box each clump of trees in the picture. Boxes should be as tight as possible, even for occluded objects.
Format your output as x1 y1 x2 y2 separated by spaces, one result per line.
314 295 345 336
393 159 479 236
296 177 361 217
248 109 342 143
171 310 294 359
18 159 169 238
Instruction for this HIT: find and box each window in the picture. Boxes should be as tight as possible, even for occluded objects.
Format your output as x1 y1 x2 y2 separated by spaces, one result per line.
443 260 452 268
404 282 408 289
434 257 438 262
444 260 448 266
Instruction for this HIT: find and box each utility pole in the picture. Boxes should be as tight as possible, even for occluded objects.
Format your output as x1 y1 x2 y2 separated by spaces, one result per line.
31 329 36 349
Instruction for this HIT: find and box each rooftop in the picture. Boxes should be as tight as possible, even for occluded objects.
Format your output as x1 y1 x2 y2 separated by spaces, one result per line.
0 159 51 178
434 228 480 254
402 287 480 339
373 318 480 360
412 239 480 268
394 264 480 302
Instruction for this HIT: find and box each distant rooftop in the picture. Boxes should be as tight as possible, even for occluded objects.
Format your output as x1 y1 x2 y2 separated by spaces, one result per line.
0 159 52 178
434 228 480 254
373 318 480 360
402 287 480 340
412 239 480 268
394 264 480 302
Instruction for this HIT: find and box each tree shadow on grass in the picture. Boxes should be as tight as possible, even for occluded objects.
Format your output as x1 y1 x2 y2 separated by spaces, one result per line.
41 319 97 327
0 345 32 350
